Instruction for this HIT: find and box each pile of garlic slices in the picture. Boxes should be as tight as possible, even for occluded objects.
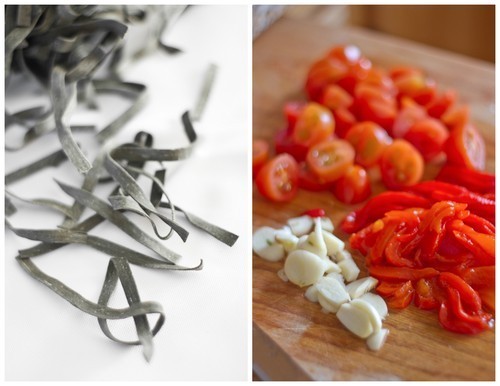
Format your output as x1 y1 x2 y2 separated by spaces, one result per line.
253 213 390 351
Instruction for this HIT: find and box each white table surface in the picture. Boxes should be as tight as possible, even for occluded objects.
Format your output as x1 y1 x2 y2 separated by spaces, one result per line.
4 5 249 381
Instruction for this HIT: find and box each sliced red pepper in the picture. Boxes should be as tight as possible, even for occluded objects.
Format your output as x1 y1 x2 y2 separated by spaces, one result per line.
414 278 441 310
386 280 414 309
438 272 483 312
369 266 440 281
476 288 495 313
462 214 495 235
436 165 495 195
460 266 495 289
407 181 495 224
384 236 415 267
341 191 432 233
450 220 495 266
376 281 406 297
438 297 492 335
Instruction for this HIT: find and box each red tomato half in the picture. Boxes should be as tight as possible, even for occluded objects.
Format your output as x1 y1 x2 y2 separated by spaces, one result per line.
284 101 306 132
333 164 371 204
298 162 334 191
404 118 449 161
379 139 424 190
345 121 393 167
444 123 486 170
255 153 299 202
292 102 335 147
306 140 355 183
274 128 308 162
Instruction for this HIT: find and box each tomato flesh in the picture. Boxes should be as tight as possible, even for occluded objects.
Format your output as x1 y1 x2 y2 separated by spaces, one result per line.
252 139 270 178
292 102 335 147
255 153 299 202
444 123 486 171
379 139 424 190
345 121 392 167
306 140 355 183
333 164 371 204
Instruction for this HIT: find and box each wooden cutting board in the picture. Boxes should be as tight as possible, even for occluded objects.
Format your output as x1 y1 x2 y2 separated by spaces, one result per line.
252 20 495 381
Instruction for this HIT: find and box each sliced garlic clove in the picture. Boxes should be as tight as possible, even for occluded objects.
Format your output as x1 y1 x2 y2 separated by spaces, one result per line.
277 269 288 282
335 249 354 262
305 284 319 303
336 302 374 339
275 227 299 253
320 217 334 232
252 226 285 262
346 277 378 299
366 328 389 351
284 250 326 287
326 272 346 287
315 276 350 314
287 215 314 236
359 293 388 320
350 298 382 333
338 258 360 282
324 260 342 274
322 230 345 257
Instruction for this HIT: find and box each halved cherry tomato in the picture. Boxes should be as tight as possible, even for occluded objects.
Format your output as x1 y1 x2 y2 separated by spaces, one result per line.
306 140 355 183
357 96 397 131
274 128 308 162
426 90 456 119
320 84 354 111
333 107 357 139
292 102 335 147
390 66 422 81
255 153 299 202
328 44 363 63
441 105 470 130
345 121 392 167
306 57 348 101
333 164 371 205
379 139 424 190
444 123 486 170
298 162 334 191
403 118 449 161
284 101 306 132
392 97 428 138
252 139 270 178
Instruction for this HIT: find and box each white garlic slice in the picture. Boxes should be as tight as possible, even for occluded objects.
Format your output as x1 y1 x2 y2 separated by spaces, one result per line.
350 298 382 333
346 277 378 299
305 285 319 303
324 260 342 274
277 269 288 282
338 258 360 282
275 227 299 253
335 249 354 262
284 250 326 287
322 230 345 257
315 276 351 314
287 215 314 236
326 272 346 287
336 302 374 339
359 293 388 320
320 217 334 232
252 226 285 262
366 328 389 351
296 217 327 258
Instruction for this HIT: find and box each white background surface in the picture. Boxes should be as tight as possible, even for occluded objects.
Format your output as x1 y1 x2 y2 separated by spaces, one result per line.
4 5 250 381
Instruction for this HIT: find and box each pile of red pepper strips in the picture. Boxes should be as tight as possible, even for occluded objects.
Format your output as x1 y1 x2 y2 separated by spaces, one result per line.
253 44 495 335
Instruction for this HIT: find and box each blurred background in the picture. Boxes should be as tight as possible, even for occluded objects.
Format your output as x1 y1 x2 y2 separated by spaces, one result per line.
253 5 494 62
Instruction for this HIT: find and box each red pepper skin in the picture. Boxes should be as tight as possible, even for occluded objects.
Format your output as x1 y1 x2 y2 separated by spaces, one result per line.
436 165 495 195
450 220 495 266
386 280 414 309
341 191 432 233
460 266 495 289
301 208 326 218
407 181 495 224
462 214 495 235
438 300 492 335
414 278 441 310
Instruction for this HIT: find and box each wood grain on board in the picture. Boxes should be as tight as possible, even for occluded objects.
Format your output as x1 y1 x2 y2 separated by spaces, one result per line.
253 20 495 381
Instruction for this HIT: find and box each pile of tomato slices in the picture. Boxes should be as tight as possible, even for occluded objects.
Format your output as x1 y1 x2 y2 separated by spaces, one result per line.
253 44 488 204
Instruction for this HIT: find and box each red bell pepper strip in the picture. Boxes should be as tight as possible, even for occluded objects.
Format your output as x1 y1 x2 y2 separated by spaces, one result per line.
460 266 495 289
301 208 326 218
341 191 432 233
462 213 495 235
450 220 495 266
407 181 495 224
386 280 414 309
439 295 493 335
414 278 441 310
436 165 495 195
